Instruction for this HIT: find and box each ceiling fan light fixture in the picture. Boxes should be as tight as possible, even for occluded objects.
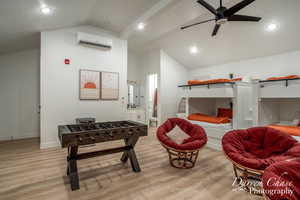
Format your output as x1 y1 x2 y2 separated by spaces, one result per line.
137 22 146 31
216 18 227 25
266 23 279 32
190 46 199 54
40 5 52 15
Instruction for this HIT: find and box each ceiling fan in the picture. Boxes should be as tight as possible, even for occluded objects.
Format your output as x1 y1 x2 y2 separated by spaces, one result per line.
181 0 262 36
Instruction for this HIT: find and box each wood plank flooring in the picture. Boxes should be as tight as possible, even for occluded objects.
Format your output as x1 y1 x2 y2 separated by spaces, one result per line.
0 129 263 200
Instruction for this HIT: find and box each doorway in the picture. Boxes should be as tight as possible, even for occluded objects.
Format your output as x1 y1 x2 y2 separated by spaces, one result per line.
147 73 158 127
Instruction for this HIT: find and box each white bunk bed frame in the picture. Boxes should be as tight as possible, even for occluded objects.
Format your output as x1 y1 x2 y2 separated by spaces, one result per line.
259 77 300 98
179 82 254 150
253 78 300 142
253 78 300 125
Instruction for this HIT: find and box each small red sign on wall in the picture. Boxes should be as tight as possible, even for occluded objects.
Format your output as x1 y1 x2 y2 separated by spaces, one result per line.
64 59 70 65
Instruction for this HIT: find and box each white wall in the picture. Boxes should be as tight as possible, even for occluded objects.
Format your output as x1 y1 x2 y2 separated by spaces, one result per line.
189 98 217 116
138 50 161 123
188 98 232 116
0 49 40 141
128 51 140 83
136 50 188 124
189 51 300 80
40 26 128 148
280 100 300 121
127 51 142 107
160 51 188 123
259 99 300 125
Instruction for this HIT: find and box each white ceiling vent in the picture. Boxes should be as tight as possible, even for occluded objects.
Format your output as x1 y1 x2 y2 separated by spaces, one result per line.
77 32 112 51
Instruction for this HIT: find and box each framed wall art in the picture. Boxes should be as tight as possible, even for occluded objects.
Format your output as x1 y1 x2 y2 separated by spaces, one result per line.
101 71 119 100
79 70 100 100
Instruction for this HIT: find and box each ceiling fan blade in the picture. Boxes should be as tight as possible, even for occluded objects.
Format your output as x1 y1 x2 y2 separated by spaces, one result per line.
197 0 218 16
228 14 261 22
224 0 256 17
181 19 215 30
212 24 221 36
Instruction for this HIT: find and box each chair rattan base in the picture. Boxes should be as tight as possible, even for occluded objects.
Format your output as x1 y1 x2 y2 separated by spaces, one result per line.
232 164 264 196
161 143 200 169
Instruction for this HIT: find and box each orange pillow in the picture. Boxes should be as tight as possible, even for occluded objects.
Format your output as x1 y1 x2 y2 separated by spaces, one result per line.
188 113 230 124
217 108 233 119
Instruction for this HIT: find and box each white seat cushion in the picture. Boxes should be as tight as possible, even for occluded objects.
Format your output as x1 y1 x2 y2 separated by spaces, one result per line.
166 125 190 144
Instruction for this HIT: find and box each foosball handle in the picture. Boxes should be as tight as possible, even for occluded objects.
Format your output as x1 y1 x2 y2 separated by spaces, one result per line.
128 131 134 136
90 136 95 141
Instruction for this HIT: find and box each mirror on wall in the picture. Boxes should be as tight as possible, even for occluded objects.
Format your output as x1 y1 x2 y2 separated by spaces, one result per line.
127 81 140 109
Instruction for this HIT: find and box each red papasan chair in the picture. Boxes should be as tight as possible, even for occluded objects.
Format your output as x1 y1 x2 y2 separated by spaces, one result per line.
262 158 300 200
222 127 300 181
157 118 207 169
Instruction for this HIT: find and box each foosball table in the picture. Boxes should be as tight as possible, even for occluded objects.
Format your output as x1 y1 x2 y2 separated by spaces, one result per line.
58 120 148 191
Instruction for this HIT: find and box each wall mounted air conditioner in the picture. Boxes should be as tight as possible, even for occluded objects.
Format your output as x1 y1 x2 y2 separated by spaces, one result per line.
77 32 112 51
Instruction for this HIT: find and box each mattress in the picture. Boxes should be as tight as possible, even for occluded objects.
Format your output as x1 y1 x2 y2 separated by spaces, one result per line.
188 119 232 129
276 121 298 126
293 136 300 142
268 124 300 137
188 119 232 151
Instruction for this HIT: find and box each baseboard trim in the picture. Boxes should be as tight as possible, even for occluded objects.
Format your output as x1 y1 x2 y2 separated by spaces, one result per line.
0 134 39 142
0 137 39 144
206 140 222 151
40 141 60 149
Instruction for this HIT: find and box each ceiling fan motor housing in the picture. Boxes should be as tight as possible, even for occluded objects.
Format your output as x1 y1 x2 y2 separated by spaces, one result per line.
216 7 227 18
216 7 228 24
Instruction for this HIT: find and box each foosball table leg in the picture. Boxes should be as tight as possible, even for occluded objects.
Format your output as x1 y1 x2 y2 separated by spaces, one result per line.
69 159 80 190
120 138 129 163
120 135 141 172
128 147 141 172
67 145 80 191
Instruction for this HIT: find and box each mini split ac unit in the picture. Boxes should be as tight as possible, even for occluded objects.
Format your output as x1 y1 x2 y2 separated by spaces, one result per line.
77 32 112 51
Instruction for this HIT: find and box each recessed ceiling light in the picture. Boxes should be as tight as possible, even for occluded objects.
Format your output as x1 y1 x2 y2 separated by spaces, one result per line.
266 23 278 32
41 5 52 15
190 46 199 54
137 22 146 31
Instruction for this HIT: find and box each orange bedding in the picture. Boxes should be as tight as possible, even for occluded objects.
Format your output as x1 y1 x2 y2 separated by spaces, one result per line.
268 125 300 137
187 78 242 86
188 113 230 124
267 75 300 81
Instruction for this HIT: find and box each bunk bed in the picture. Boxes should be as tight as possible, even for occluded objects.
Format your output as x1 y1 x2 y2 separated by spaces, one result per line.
259 75 300 98
178 79 238 98
187 110 233 150
253 75 300 142
178 78 253 150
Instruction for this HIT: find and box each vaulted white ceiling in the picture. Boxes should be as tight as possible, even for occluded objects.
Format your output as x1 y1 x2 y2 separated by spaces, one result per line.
0 0 160 54
126 0 300 68
1 0 300 69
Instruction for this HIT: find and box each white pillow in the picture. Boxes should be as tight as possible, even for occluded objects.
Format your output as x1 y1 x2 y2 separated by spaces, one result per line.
292 119 300 126
166 125 190 144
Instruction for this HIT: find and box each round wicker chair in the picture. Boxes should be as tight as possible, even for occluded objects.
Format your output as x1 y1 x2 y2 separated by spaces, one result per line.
222 127 300 193
157 118 207 169
262 158 300 200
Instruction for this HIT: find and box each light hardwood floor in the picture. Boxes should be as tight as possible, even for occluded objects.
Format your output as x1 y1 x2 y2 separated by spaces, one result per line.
0 129 263 200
